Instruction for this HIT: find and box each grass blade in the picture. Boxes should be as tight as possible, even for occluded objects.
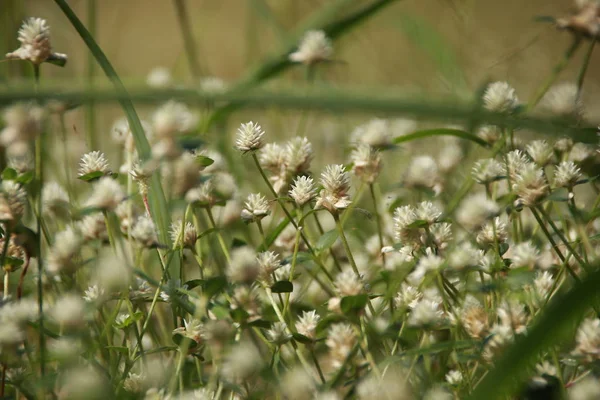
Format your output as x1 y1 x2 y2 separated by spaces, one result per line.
393 128 489 147
468 265 600 399
53 0 173 258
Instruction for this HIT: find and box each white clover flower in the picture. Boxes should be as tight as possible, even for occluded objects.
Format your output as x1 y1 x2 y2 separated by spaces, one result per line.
266 322 292 346
449 243 484 270
554 160 582 188
506 150 530 181
241 193 270 223
477 125 502 145
497 300 528 334
350 143 382 183
227 246 260 284
42 182 69 218
78 213 108 242
257 250 281 275
1 180 27 221
445 370 463 386
185 179 216 207
334 270 363 297
460 298 489 339
259 143 285 175
356 367 412 400
540 82 582 118
394 284 423 309
51 294 86 329
393 205 421 247
0 103 45 152
526 140 554 166
408 298 444 327
416 201 442 225
235 121 265 153
289 30 332 65
351 119 394 148
512 163 548 206
476 217 508 247
111 117 154 152
411 251 444 282
6 17 67 65
573 318 600 362
47 226 82 274
221 341 263 382
95 253 132 292
472 158 505 184
405 155 440 191
511 241 540 269
326 323 356 369
569 376 600 400
296 310 320 339
152 100 198 138
131 215 159 248
146 67 172 88
79 151 110 177
284 136 313 175
124 372 146 393
169 220 197 249
483 81 519 113
289 175 316 206
85 177 125 211
83 285 105 303
456 193 500 230
533 271 554 303
315 164 351 213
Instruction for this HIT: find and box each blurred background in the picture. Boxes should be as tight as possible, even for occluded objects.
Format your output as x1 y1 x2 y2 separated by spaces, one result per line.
0 0 597 184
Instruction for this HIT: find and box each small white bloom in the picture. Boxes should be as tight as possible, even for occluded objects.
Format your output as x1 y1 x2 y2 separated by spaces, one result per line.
483 81 519 113
146 67 172 88
235 121 265 153
6 17 67 65
241 193 270 223
554 160 582 188
289 175 316 206
289 30 332 65
85 177 125 211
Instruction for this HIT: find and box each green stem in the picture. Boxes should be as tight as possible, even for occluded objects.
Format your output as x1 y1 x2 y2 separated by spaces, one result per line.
577 38 596 94
206 207 231 266
527 38 582 111
86 0 97 149
251 153 334 284
173 0 201 78
369 183 386 268
537 206 587 272
33 63 45 379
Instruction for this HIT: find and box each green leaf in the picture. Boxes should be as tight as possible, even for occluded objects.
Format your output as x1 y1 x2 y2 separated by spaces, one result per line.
405 219 428 229
105 346 129 355
271 280 294 293
248 319 272 329
231 308 250 323
397 14 467 91
292 332 313 344
15 171 34 184
393 128 489 147
2 168 17 181
46 53 68 67
184 279 204 290
258 217 291 252
77 171 105 182
395 339 477 358
341 294 368 316
195 155 214 167
467 264 600 400
315 229 339 253
202 276 228 298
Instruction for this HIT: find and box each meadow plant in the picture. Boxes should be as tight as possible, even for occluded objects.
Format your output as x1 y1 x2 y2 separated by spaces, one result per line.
3 1 600 399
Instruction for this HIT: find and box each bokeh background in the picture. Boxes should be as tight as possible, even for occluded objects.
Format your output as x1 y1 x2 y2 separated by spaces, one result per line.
0 0 598 184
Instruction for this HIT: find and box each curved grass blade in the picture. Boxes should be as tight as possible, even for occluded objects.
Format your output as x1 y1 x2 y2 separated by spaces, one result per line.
53 0 173 252
394 128 489 147
467 264 600 400
207 0 399 126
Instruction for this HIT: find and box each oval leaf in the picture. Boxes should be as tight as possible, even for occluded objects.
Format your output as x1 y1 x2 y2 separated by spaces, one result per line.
315 229 339 253
271 280 293 293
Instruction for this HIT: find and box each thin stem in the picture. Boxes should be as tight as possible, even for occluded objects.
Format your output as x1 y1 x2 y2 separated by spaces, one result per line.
369 183 386 268
86 0 97 149
577 38 596 95
537 206 588 272
173 0 201 78
33 63 45 379
310 348 326 384
206 207 231 266
527 37 582 111
251 153 334 284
